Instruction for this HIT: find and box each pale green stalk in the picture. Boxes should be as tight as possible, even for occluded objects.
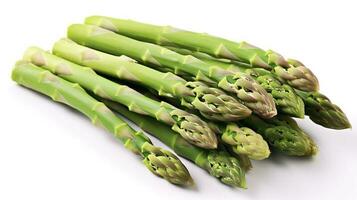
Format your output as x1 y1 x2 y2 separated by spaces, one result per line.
166 47 305 118
52 38 251 121
11 61 193 185
85 16 319 92
23 47 217 149
131 85 270 160
67 24 277 118
102 99 247 188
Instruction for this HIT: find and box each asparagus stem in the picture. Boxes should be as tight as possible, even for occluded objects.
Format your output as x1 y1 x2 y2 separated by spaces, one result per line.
166 46 305 118
11 61 193 186
67 24 277 119
166 47 350 129
52 38 251 121
85 16 319 92
22 47 217 149
130 84 270 160
102 99 247 188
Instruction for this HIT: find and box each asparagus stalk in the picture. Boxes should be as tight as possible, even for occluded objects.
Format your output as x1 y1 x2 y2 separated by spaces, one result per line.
239 115 318 156
85 16 319 92
101 99 247 188
167 47 351 129
11 61 193 186
166 47 305 118
67 24 277 119
151 89 271 160
23 47 218 149
52 38 251 121
128 84 270 160
295 90 351 129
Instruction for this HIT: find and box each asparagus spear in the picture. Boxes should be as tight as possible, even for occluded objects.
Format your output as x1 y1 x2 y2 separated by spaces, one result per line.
11 61 193 186
52 38 251 122
67 24 277 119
23 47 218 149
85 16 319 92
148 88 271 160
239 115 318 156
101 99 247 188
295 90 351 129
126 84 270 160
167 47 351 129
166 47 305 118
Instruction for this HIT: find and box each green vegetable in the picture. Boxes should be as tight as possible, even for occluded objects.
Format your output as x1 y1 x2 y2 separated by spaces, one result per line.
126 84 270 160
52 38 251 121
11 61 193 186
240 115 318 156
295 90 351 129
102 99 247 188
166 47 350 129
216 123 271 160
166 47 305 118
23 47 218 149
67 24 277 119
85 16 319 92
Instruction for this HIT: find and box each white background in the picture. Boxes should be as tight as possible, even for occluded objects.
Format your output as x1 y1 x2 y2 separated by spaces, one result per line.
0 0 356 199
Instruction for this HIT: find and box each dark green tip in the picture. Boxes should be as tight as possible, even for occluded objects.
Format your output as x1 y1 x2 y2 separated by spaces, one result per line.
141 142 194 186
264 116 318 156
264 126 317 156
250 69 305 118
205 151 246 188
296 91 351 130
240 115 317 156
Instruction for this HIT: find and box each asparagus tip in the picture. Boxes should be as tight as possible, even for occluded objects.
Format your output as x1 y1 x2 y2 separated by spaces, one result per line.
222 124 271 160
206 151 246 188
143 143 193 186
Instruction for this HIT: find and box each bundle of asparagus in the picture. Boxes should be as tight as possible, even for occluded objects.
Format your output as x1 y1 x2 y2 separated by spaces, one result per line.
11 16 351 189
